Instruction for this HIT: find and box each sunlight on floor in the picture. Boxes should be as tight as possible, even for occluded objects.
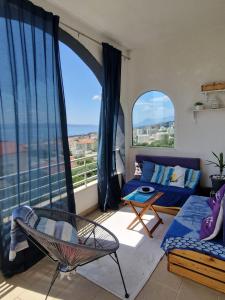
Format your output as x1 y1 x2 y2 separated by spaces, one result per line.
0 208 224 300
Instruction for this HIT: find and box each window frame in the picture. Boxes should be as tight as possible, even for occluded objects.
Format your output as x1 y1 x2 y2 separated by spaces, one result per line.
131 90 175 149
59 28 103 85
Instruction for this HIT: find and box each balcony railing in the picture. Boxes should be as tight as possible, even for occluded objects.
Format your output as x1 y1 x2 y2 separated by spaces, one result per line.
0 153 98 218
70 153 97 189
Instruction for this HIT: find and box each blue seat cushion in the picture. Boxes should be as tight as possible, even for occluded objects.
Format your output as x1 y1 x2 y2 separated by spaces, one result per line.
36 217 78 244
161 195 225 260
122 179 195 207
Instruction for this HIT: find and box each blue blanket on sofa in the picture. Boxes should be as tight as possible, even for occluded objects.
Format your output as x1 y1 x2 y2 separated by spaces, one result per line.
161 195 225 261
122 179 195 207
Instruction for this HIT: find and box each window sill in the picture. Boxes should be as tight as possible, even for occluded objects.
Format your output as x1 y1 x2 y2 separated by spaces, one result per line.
130 145 176 150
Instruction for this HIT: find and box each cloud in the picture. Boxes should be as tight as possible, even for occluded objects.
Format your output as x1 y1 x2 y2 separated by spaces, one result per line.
133 100 174 125
136 95 170 106
92 94 101 101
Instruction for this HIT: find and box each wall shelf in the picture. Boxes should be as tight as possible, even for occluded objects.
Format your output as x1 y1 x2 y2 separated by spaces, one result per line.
193 107 225 122
200 89 225 102
193 85 225 122
200 89 225 94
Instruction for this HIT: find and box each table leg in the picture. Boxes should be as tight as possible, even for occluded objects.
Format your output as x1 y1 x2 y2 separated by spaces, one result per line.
150 204 163 224
127 203 151 229
128 203 153 238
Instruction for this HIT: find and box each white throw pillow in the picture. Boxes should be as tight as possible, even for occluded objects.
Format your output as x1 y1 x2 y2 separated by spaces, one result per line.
169 165 186 188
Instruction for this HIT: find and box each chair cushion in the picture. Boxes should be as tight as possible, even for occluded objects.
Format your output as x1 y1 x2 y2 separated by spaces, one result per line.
151 164 165 184
36 217 78 244
185 168 201 189
169 165 186 188
200 197 224 241
140 161 155 182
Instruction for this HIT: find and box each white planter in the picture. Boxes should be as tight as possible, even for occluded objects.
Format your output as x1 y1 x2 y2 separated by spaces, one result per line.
194 104 204 110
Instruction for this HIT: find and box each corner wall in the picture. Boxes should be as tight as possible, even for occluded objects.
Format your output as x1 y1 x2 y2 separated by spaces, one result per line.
125 28 225 186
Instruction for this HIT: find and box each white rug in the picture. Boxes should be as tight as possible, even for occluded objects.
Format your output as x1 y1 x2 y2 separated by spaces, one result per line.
77 206 174 300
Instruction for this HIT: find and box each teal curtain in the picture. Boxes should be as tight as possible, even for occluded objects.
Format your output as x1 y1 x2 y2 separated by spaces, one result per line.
97 43 123 211
0 0 74 276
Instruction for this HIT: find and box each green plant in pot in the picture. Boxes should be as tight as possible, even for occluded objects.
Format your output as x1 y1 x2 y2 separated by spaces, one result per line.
206 152 225 192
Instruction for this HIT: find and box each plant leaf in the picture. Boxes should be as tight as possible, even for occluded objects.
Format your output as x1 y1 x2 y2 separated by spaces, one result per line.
206 160 217 165
212 152 220 162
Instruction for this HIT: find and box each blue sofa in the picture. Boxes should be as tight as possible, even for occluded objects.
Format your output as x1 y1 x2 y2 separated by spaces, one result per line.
161 194 225 293
122 155 200 210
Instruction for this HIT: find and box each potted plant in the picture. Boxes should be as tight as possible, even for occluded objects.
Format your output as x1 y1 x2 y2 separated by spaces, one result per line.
206 152 225 192
194 101 204 110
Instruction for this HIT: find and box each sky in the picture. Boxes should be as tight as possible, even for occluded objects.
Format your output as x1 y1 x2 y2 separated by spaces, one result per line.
59 41 101 125
133 91 175 127
59 42 174 128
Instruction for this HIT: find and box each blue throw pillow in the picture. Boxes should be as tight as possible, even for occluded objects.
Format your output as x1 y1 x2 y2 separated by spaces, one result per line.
185 169 201 189
151 164 165 184
140 161 155 182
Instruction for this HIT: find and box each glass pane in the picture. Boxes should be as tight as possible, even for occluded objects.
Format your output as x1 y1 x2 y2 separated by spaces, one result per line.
59 42 101 188
133 91 175 148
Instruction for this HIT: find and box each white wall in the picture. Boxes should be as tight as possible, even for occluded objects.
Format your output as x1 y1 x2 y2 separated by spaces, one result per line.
75 182 98 215
125 28 225 186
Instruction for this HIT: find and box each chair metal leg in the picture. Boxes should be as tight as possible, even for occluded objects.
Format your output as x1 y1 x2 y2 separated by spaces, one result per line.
45 264 60 300
114 252 129 298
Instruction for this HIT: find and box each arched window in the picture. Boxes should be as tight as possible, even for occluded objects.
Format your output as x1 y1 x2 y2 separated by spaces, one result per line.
132 91 175 148
59 32 102 188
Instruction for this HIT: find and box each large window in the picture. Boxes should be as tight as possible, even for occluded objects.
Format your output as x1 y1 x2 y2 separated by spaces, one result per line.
132 91 175 148
59 40 101 188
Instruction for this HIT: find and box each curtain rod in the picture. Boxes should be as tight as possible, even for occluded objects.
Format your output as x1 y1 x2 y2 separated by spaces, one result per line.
60 21 130 60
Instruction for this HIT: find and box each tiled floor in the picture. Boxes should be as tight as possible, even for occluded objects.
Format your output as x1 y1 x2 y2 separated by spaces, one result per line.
1 210 224 300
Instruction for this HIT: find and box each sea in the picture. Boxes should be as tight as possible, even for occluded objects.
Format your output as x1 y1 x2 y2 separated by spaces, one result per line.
67 124 98 137
0 124 98 143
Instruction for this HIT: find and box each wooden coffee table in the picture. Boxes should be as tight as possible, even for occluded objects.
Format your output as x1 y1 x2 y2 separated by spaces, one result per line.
122 190 164 238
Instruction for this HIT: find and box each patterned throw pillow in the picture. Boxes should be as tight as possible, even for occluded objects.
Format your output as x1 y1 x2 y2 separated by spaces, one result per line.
140 161 155 182
185 169 201 189
134 162 142 179
36 217 78 244
161 166 174 185
200 197 224 241
208 183 225 209
151 164 165 184
169 165 186 188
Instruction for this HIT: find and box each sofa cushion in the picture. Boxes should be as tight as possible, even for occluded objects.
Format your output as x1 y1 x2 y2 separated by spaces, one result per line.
122 179 194 207
151 164 165 184
140 161 155 182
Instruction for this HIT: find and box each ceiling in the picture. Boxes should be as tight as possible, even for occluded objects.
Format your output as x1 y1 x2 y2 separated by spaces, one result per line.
46 0 225 50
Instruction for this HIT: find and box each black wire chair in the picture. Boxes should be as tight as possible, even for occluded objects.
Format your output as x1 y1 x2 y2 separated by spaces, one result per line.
16 208 129 299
